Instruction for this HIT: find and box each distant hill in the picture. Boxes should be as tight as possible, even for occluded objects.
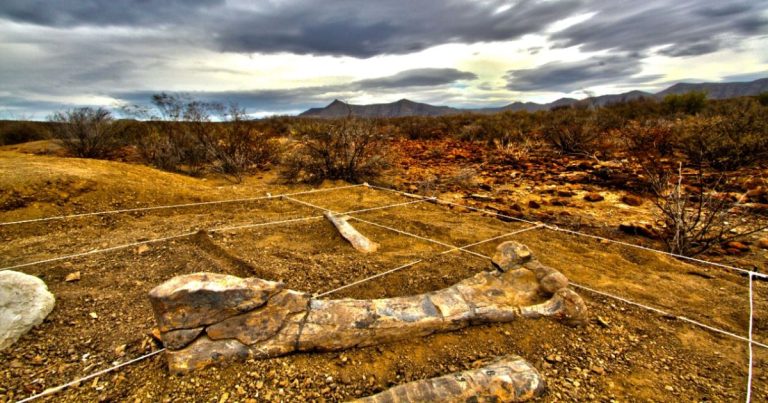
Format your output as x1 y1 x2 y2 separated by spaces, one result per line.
301 98 459 118
300 78 768 117
656 78 768 99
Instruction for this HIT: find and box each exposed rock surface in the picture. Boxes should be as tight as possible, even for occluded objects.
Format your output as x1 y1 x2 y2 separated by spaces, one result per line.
353 355 546 402
0 271 55 350
149 243 587 374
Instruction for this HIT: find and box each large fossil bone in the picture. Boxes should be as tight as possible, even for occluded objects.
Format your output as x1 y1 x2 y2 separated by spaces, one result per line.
353 355 546 402
149 241 587 374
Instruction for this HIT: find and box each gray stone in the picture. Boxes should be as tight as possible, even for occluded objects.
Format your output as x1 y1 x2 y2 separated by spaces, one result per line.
0 271 55 350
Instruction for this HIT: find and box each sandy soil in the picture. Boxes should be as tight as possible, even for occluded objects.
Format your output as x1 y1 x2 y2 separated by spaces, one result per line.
0 148 766 402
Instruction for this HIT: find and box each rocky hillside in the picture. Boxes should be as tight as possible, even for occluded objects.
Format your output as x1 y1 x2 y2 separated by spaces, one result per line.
301 78 768 117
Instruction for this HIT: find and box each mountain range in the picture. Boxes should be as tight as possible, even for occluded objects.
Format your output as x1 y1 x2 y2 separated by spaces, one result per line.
300 77 768 118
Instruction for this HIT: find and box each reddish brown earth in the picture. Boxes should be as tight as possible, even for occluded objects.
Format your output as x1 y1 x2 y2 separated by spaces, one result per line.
0 145 766 402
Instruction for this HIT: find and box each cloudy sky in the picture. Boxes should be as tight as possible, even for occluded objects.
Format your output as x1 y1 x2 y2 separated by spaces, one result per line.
1 0 767 118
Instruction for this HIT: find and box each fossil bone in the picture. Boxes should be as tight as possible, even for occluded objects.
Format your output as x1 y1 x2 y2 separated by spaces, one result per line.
325 212 379 253
148 241 587 374
353 355 546 402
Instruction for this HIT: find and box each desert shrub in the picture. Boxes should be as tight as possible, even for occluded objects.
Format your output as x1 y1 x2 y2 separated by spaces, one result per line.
662 91 707 116
678 98 768 171
49 107 122 158
210 105 281 181
393 116 451 139
757 92 768 107
620 119 680 158
0 120 51 145
124 94 280 178
651 165 766 256
542 107 599 154
281 117 392 183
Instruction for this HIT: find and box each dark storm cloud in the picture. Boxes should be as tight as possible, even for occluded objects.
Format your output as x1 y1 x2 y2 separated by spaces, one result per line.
0 0 583 58
552 0 768 57
2 0 765 58
214 0 584 57
505 55 660 92
353 69 477 89
112 68 477 112
0 0 223 26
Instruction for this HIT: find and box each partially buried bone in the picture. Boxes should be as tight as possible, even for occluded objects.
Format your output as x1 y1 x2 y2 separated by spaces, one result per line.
352 355 546 402
149 241 587 374
324 212 379 253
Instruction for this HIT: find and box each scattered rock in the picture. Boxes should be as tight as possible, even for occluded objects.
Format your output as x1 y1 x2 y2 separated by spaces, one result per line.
557 190 575 197
550 197 571 207
559 172 589 183
65 271 81 282
723 241 749 252
758 239 768 249
470 193 494 201
527 200 541 209
743 187 768 203
619 222 657 239
583 193 605 202
620 194 643 207
136 244 150 255
0 271 56 350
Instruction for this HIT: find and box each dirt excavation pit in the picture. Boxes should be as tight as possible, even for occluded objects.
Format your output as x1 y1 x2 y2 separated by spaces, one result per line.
0 184 766 402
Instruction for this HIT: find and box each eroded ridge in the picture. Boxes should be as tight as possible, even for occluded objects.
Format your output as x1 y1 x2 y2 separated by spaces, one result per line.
352 355 546 402
148 241 587 374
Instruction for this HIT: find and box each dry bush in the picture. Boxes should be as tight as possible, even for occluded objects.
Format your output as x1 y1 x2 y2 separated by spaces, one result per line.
125 94 280 179
0 120 51 145
662 91 707 116
281 118 392 183
49 107 122 158
210 105 281 181
394 116 449 139
679 98 768 171
542 107 599 155
651 164 766 256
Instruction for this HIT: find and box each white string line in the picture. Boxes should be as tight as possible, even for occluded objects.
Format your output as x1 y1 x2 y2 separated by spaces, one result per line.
367 184 768 280
15 224 511 403
746 273 754 403
314 224 545 298
0 184 364 227
323 198 768 351
281 194 490 260
570 282 767 350
16 348 166 403
365 183 541 226
349 216 490 260
9 199 429 402
548 226 768 279
1 199 424 272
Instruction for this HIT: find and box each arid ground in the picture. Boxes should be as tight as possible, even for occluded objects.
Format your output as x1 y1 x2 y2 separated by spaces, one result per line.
1 143 766 402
